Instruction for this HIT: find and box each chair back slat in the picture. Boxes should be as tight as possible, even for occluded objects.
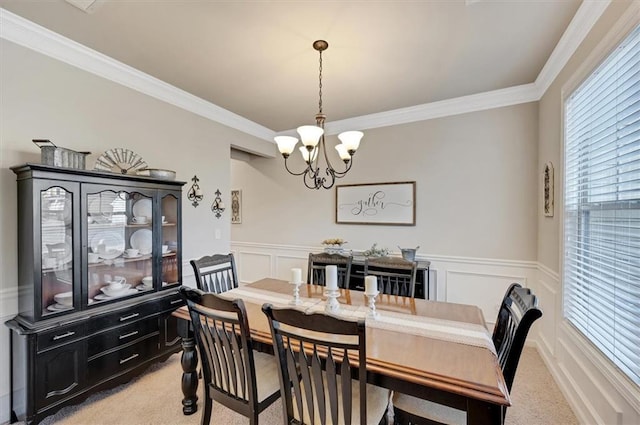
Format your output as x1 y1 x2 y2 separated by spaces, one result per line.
364 257 418 298
308 253 353 289
341 356 353 425
190 253 239 293
180 287 257 407
492 284 543 391
263 305 368 425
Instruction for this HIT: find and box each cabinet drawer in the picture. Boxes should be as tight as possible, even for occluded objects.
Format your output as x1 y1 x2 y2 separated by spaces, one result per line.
159 293 184 312
88 335 159 384
88 302 158 333
88 317 159 358
38 322 86 352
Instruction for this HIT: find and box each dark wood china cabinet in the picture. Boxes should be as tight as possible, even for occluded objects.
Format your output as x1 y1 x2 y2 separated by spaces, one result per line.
6 164 185 425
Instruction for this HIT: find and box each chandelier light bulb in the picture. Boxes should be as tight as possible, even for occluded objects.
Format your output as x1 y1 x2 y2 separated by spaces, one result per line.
337 131 363 153
335 144 351 161
299 146 318 163
275 135 299 156
297 125 324 148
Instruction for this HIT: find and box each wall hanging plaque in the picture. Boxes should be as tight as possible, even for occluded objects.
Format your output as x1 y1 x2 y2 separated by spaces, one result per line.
336 181 416 226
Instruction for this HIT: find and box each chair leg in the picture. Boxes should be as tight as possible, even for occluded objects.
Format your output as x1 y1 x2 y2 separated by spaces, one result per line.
200 391 212 425
250 411 259 425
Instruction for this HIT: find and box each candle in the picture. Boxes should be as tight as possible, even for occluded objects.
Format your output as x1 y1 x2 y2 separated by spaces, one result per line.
326 265 338 290
291 268 302 284
365 275 378 295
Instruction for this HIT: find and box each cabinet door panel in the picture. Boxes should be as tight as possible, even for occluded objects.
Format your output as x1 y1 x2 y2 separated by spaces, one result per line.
159 191 181 289
36 181 81 320
83 186 156 307
35 341 86 407
161 313 181 349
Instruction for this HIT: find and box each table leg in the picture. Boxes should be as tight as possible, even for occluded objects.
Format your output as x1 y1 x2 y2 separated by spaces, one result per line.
467 399 504 425
180 334 199 415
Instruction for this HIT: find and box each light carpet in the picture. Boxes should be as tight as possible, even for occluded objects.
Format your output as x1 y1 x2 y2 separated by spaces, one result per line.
11 347 577 425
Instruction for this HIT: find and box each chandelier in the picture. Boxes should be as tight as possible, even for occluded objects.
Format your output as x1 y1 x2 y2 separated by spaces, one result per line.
275 40 363 190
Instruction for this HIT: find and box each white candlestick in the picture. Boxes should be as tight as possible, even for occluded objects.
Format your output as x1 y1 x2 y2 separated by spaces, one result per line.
326 265 338 290
291 268 302 284
365 275 378 295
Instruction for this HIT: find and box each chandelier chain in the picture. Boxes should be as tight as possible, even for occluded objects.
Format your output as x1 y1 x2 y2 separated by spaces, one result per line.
318 49 323 115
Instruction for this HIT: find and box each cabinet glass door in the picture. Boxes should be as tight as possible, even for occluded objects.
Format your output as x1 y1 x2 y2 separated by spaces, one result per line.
160 193 180 288
41 187 75 316
86 190 154 305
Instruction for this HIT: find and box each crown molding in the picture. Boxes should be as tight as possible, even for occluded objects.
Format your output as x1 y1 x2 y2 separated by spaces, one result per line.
534 0 611 98
0 8 276 142
323 83 539 135
0 0 610 140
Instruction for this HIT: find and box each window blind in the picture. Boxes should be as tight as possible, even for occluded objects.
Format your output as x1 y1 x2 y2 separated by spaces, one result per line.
564 24 640 387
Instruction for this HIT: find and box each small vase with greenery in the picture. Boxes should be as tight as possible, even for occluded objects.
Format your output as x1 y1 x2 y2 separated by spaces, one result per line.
362 243 390 258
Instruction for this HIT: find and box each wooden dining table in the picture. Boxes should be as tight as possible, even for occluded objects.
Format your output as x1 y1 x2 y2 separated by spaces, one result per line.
173 278 510 425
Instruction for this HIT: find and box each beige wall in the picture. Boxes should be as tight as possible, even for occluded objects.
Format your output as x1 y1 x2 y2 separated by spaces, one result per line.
232 103 539 261
537 0 636 273
0 39 266 420
535 2 640 424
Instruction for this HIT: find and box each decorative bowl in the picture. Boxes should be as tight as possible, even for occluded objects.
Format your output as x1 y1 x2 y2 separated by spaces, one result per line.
54 291 73 306
137 168 176 180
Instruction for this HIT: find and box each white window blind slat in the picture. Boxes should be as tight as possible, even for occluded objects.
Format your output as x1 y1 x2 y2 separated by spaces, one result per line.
564 23 640 387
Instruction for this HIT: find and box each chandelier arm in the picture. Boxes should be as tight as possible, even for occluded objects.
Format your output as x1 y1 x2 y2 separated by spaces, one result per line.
321 168 337 190
283 157 313 177
329 158 354 177
303 170 323 190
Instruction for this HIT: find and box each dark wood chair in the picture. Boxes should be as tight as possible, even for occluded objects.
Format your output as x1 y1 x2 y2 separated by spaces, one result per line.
392 283 543 425
190 253 238 293
262 304 390 425
179 287 281 425
364 257 418 298
307 252 353 289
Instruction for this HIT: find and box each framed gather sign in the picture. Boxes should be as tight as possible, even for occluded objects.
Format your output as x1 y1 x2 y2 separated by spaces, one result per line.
335 181 416 225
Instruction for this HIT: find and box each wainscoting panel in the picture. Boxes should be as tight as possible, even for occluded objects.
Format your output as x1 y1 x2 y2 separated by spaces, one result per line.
1 287 19 423
236 251 273 284
533 265 640 425
445 270 526 323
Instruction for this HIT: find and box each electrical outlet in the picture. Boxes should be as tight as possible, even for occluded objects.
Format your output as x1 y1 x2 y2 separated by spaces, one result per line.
215 229 221 240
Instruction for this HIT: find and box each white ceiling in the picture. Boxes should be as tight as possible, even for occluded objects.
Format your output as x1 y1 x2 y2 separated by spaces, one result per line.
1 0 584 134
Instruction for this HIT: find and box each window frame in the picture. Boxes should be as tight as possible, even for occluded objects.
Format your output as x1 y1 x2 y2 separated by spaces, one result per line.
560 4 640 407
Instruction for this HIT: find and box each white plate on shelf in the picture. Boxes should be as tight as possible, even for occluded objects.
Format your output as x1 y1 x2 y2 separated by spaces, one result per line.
95 289 138 300
90 231 125 260
130 229 152 254
47 303 73 312
137 284 153 291
123 253 143 259
132 199 152 219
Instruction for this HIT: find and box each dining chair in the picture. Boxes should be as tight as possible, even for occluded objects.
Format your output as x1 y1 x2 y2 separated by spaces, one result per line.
179 286 281 425
190 253 238 293
307 252 353 289
392 283 543 425
364 257 418 298
262 304 391 425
